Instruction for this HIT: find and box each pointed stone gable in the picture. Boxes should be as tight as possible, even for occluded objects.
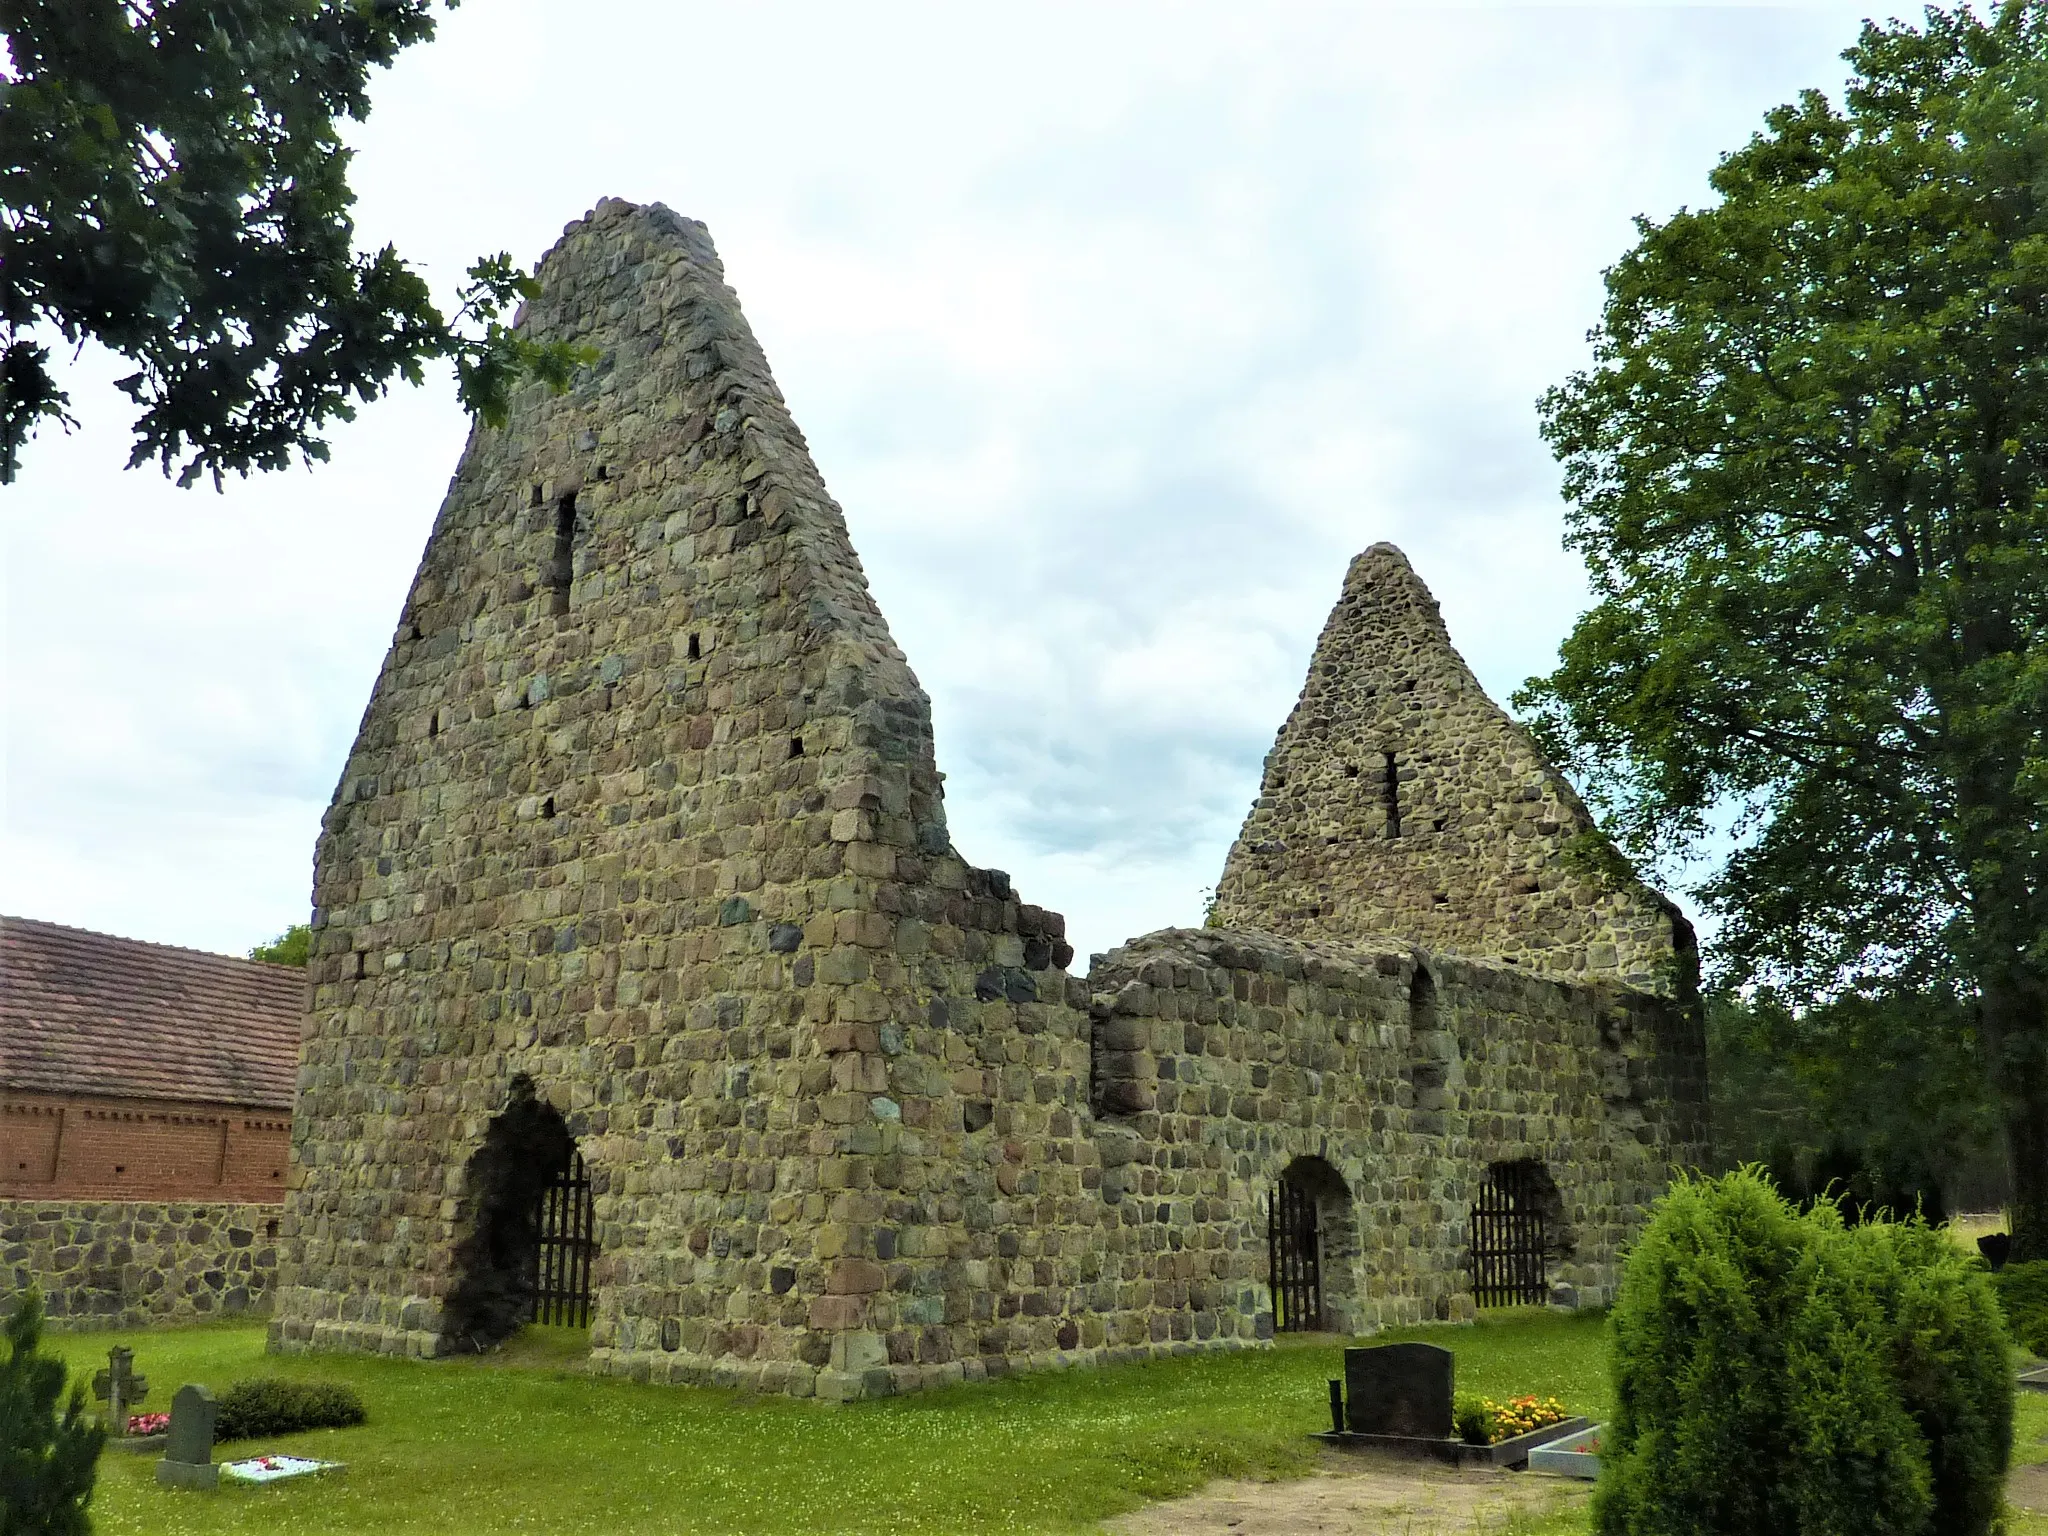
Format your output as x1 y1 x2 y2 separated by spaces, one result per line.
275 199 1080 1390
1213 543 1693 996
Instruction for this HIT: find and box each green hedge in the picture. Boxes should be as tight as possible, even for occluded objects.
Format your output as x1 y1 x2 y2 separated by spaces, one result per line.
1993 1259 2048 1356
1593 1169 2011 1536
214 1377 367 1441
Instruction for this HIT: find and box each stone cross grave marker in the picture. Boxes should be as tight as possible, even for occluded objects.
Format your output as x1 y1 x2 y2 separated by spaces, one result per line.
1343 1342 1455 1439
155 1384 219 1490
90 1346 147 1434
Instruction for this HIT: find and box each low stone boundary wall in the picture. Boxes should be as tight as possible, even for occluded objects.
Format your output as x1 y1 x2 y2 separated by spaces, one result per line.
0 1201 280 1329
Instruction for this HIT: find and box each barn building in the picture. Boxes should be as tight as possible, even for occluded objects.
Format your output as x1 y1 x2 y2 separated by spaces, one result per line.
0 916 296 1203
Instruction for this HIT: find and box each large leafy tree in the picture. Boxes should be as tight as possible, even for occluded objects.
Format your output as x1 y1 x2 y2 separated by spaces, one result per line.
1520 1 2048 1255
1706 989 2006 1218
1 0 579 487
248 922 310 966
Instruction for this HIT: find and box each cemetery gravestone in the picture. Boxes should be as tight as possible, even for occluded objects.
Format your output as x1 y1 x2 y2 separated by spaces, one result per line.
156 1384 219 1489
91 1345 148 1434
1343 1342 1455 1439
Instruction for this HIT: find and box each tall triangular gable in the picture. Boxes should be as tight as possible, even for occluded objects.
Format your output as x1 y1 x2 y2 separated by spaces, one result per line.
280 200 1074 1385
1213 543 1692 996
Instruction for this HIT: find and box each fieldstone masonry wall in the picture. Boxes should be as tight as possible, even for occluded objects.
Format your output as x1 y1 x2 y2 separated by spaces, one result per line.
1213 543 1694 997
271 198 1708 1400
2 1201 279 1329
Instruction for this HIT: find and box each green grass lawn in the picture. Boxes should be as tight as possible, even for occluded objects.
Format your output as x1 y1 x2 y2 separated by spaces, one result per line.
53 1310 1609 1536
2011 1380 2048 1536
51 1313 2048 1535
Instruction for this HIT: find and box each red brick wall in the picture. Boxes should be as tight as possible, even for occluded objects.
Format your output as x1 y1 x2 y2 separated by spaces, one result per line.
0 1092 288 1203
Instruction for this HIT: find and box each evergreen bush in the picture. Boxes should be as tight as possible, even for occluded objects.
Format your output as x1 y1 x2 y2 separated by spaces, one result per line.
1993 1258 2048 1355
0 1290 102 1536
1856 1222 2012 1536
1593 1169 2011 1536
214 1378 366 1441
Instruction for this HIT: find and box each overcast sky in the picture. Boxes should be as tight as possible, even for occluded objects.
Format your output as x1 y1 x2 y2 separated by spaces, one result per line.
2 2 1895 964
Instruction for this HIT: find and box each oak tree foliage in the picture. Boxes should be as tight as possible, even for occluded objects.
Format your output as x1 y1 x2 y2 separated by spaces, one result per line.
1518 2 2048 1254
248 922 310 966
1 0 582 487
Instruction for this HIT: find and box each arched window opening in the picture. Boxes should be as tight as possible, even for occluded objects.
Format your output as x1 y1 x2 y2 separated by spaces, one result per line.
444 1075 596 1351
1266 1155 1359 1335
1408 965 1437 1032
1468 1159 1569 1308
547 493 579 616
1407 965 1452 1106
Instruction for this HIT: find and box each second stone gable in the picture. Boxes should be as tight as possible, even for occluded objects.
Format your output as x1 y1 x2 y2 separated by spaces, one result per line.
1213 542 1694 996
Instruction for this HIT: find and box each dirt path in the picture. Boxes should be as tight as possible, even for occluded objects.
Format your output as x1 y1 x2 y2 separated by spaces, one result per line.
1110 1450 2048 1533
1104 1450 1591 1535
2013 1463 2048 1515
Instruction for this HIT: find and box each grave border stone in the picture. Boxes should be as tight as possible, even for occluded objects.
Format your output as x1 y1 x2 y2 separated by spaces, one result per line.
1527 1422 1604 1479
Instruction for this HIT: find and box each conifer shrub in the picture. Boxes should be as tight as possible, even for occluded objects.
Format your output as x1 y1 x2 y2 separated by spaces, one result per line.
1992 1258 2048 1355
1593 1168 2011 1536
213 1378 366 1441
0 1289 102 1536
1856 1222 2012 1536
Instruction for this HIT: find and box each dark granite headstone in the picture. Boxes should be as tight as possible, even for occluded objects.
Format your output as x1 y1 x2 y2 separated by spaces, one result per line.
156 1384 219 1489
1344 1343 1455 1439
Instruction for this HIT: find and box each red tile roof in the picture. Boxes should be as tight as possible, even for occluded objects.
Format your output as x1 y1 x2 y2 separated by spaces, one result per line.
0 916 300 1111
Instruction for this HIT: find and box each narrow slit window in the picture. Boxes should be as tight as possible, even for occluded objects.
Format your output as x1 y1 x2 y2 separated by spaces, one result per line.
789 735 804 758
1382 751 1401 838
540 796 556 820
687 633 701 660
548 492 578 615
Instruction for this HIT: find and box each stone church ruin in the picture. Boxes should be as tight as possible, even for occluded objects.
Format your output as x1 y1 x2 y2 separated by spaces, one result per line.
270 198 1708 1398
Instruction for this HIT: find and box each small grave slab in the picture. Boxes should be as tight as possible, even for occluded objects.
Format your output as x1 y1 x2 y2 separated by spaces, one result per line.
1526 1422 1603 1479
221 1454 345 1485
2019 1364 2048 1394
155 1384 219 1490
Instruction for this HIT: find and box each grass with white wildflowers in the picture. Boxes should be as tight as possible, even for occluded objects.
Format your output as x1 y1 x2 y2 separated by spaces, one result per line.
54 1308 1609 1535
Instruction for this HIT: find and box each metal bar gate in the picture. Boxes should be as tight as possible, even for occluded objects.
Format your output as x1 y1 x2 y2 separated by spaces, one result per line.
1267 1179 1324 1332
1469 1162 1548 1307
531 1149 597 1327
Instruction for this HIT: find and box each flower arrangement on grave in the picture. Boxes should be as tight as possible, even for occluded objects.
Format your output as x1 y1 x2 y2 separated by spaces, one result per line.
125 1413 169 1437
1454 1393 1569 1446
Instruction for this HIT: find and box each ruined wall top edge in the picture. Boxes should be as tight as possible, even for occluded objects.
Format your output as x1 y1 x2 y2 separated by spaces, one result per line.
1097 924 1671 1009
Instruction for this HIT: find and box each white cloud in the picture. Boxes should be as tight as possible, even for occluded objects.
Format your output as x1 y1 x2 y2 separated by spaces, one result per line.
1 1 1883 960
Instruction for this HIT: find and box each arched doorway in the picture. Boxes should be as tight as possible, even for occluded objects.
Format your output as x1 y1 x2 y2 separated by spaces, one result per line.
443 1075 597 1350
1468 1159 1567 1307
1266 1156 1357 1333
